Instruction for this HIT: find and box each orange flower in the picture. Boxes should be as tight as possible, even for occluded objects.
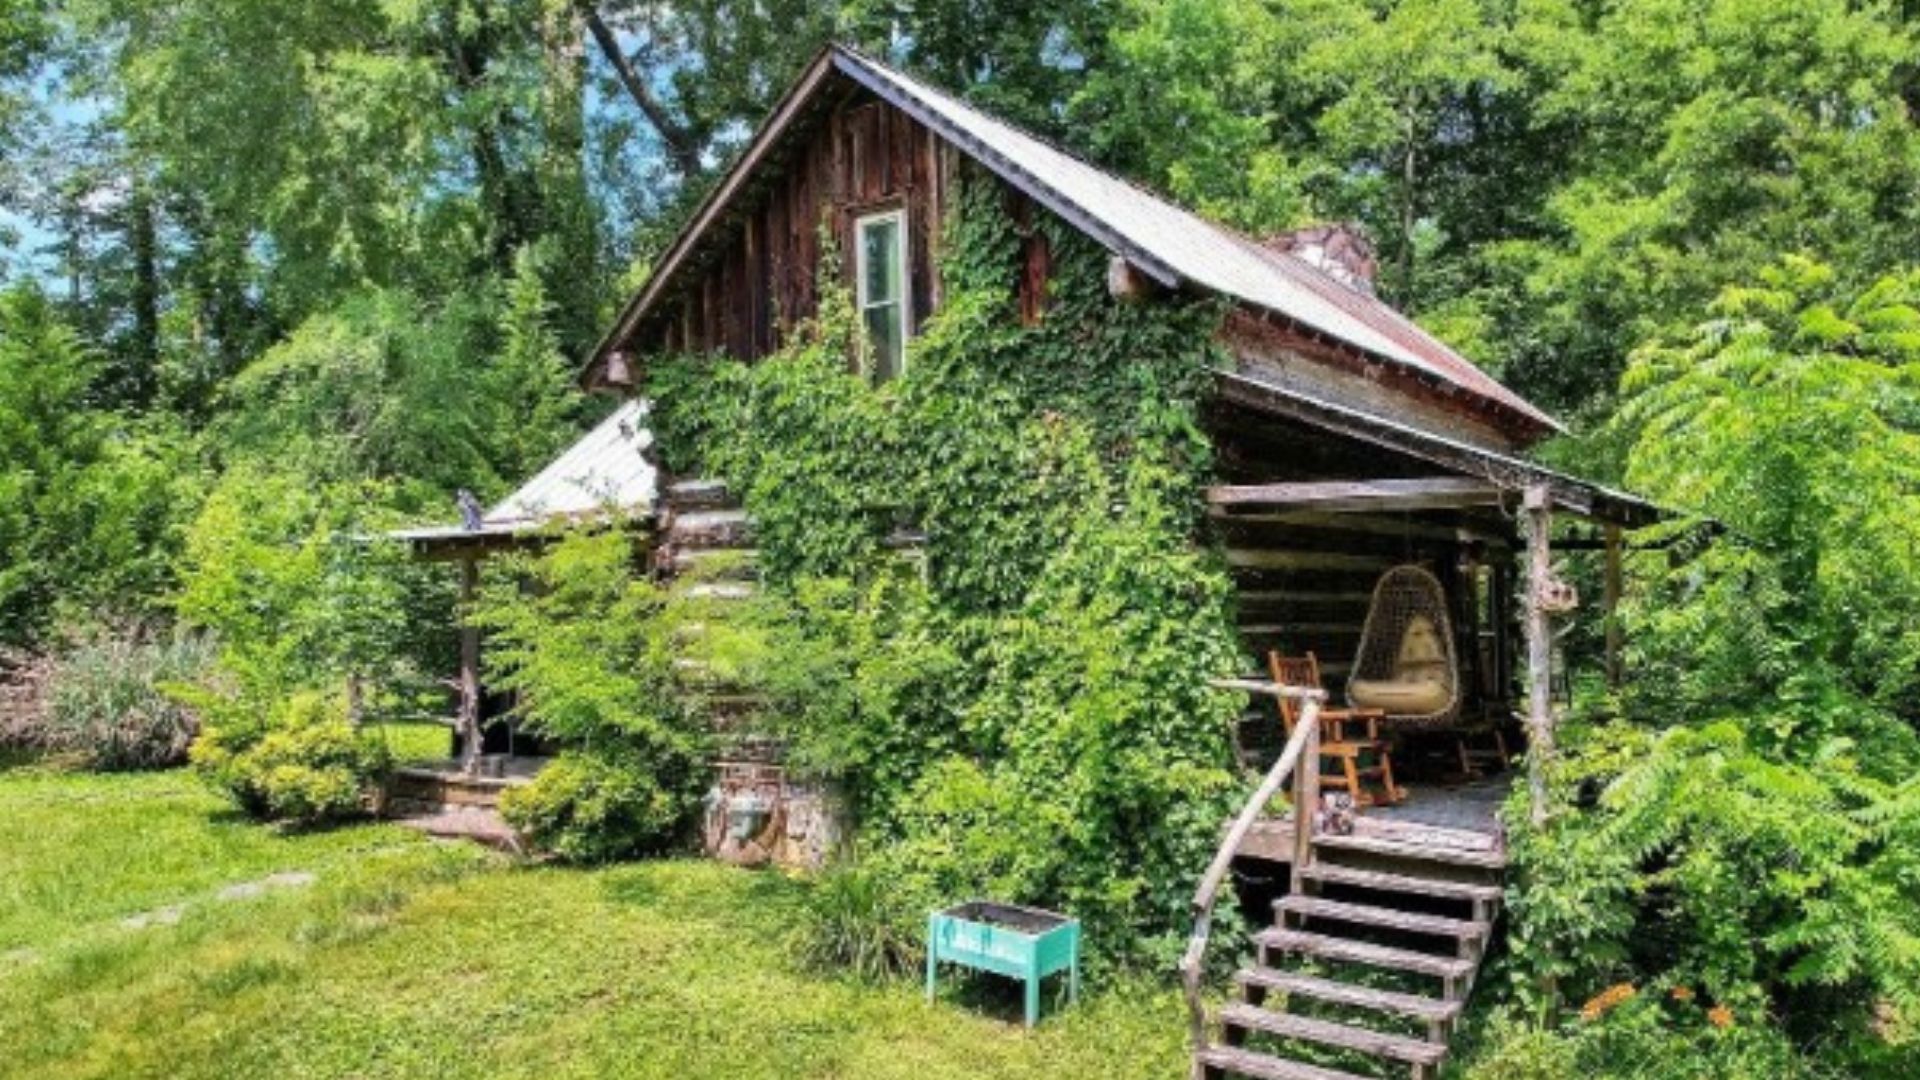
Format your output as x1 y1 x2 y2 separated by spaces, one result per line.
1580 982 1638 1021
1670 986 1695 1003
1708 1005 1735 1030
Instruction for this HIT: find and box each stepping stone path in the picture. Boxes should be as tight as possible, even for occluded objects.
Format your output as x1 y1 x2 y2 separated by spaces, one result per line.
118 870 318 932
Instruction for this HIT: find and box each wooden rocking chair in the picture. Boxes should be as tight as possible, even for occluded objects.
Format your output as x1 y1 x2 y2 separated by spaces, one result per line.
1268 652 1404 807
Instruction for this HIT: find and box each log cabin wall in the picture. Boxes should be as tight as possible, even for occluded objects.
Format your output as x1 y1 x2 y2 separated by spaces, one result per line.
1205 395 1520 729
634 86 1036 361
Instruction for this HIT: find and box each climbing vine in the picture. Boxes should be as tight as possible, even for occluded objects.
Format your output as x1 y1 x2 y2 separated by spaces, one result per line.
646 168 1247 971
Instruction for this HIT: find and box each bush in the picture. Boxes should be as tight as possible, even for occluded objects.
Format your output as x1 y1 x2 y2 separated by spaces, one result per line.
476 530 712 860
791 860 932 982
498 749 691 862
1462 997 1812 1079
29 632 214 770
189 690 386 826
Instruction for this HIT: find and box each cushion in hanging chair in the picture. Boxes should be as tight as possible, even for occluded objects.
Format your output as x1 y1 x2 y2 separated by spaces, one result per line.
1349 615 1451 714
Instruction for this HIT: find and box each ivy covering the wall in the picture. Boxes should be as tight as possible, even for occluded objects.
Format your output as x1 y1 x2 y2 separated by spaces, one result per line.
646 169 1248 971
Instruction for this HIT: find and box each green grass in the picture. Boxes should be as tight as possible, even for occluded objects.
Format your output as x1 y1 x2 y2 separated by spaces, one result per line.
366 719 456 764
0 764 1185 1079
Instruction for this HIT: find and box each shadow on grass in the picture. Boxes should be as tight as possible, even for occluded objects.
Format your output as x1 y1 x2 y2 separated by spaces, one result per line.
932 967 1081 1027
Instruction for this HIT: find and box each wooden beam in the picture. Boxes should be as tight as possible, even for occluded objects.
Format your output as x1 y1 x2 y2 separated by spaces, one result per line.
1213 371 1667 528
457 557 482 778
1210 478 1507 514
1210 508 1512 548
1224 549 1399 572
1522 486 1554 828
1604 524 1623 690
1237 589 1376 606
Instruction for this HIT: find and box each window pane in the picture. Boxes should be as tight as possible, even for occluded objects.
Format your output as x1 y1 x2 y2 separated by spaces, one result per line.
862 217 900 304
865 302 902 382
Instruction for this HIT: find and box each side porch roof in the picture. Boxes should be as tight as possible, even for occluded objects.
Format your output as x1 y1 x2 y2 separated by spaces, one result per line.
389 399 658 553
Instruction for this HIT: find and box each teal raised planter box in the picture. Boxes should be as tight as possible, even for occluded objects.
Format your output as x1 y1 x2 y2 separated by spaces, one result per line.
925 901 1081 1027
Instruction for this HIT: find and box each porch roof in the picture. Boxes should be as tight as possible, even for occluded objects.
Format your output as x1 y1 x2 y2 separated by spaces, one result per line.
1211 371 1671 529
389 399 658 553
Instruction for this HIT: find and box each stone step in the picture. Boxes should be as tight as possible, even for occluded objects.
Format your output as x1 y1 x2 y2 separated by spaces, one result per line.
1298 862 1503 904
1194 1045 1372 1080
1276 896 1489 941
1236 968 1461 1024
1219 1005 1446 1069
391 806 522 852
1255 928 1473 981
1313 832 1507 869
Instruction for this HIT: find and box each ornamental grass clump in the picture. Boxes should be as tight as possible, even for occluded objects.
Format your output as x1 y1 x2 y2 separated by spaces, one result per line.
16 630 213 770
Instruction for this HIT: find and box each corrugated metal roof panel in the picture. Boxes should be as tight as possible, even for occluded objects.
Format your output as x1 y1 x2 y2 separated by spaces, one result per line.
487 398 656 524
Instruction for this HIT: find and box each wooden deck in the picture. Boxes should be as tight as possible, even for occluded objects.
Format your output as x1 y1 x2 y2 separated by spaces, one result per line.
1237 774 1511 865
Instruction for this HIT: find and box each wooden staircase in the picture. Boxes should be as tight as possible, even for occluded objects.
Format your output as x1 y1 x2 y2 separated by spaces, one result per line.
1185 682 1505 1080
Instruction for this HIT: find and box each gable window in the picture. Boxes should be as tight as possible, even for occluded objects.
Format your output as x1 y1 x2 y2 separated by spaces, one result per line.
855 208 910 381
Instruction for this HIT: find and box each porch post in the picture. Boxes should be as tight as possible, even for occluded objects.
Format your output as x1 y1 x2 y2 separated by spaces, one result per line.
457 555 482 777
1603 524 1624 690
1523 486 1554 828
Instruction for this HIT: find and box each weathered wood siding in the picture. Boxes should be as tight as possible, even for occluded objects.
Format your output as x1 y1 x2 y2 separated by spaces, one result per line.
638 89 959 360
1205 396 1515 709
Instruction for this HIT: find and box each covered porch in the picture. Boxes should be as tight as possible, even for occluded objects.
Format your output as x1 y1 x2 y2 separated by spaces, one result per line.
1203 369 1683 852
384 400 657 787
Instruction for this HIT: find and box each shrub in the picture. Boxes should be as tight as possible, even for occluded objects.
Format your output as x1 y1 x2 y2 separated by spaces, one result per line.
1462 997 1812 1079
498 749 691 862
791 860 930 982
189 690 386 826
33 632 214 770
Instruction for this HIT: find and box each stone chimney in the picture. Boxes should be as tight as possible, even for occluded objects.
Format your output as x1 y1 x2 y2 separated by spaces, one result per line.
1264 223 1377 296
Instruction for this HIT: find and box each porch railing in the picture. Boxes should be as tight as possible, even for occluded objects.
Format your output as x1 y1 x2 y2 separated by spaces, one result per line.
1178 680 1323 1064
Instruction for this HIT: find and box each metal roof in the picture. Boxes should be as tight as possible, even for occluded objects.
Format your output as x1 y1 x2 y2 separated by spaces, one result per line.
590 44 1559 438
832 47 1558 434
389 399 657 545
1214 371 1664 528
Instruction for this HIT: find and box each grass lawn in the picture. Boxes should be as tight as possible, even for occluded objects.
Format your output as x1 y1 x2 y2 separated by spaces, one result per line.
0 764 1186 1079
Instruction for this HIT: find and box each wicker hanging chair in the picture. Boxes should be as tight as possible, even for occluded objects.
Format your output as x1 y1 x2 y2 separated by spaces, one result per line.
1347 564 1462 731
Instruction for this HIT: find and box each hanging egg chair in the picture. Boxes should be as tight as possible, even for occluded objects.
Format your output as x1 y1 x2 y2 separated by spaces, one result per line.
1347 564 1463 731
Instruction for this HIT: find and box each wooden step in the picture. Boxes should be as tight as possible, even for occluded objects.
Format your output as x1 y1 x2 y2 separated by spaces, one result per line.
1255 928 1472 980
1277 896 1489 940
664 479 735 511
1194 1045 1372 1080
1313 832 1507 869
1298 862 1503 904
1236 967 1461 1023
1219 1005 1447 1068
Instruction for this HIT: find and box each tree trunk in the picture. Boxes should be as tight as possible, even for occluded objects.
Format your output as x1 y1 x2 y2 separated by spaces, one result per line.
1398 109 1418 311
578 3 701 179
128 181 160 408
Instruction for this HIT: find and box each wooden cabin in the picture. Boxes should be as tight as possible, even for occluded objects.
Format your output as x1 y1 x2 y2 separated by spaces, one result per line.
578 42 1658 760
564 44 1670 1079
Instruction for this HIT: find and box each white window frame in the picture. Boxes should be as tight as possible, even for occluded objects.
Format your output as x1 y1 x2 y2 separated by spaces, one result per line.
854 207 911 380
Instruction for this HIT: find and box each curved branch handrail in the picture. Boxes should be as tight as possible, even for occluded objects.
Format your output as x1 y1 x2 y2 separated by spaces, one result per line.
1179 680 1324 1064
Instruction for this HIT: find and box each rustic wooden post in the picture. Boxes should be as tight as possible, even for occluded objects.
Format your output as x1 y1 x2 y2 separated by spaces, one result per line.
1603 523 1624 690
1522 486 1554 828
1290 698 1321 893
457 555 482 777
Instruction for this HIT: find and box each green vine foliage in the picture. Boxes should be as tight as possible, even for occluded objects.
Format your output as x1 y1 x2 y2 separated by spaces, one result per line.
1495 261 1920 1074
646 170 1247 971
